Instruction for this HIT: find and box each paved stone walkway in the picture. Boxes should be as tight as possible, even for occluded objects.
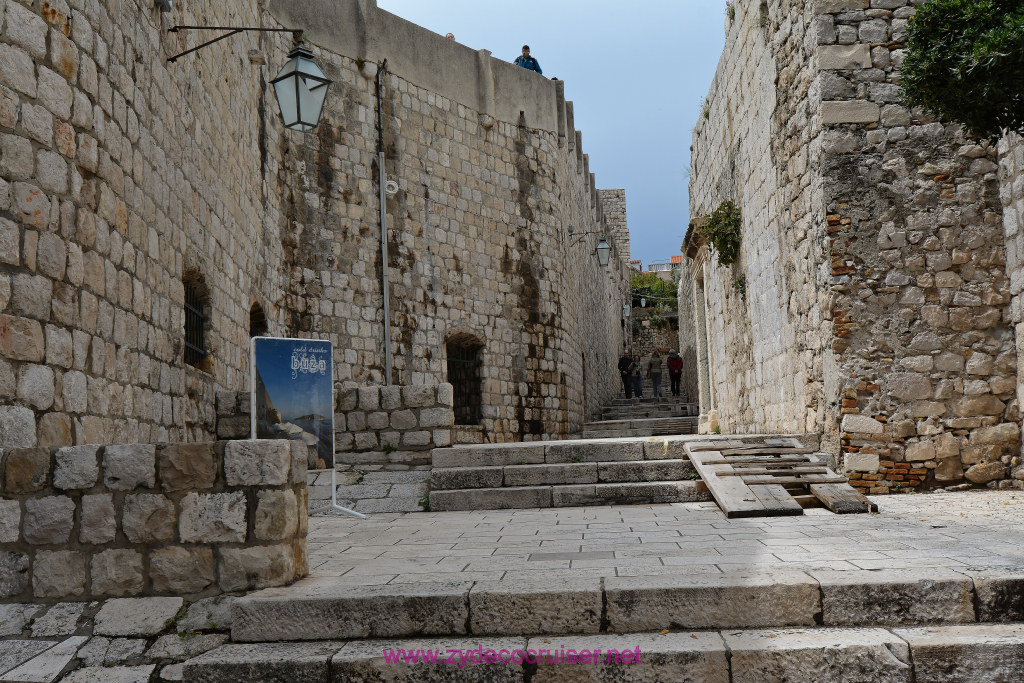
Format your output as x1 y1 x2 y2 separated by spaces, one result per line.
306 490 1024 585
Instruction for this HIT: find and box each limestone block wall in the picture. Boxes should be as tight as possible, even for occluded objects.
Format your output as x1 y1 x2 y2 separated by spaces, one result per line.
216 384 452 513
266 0 631 441
0 440 307 603
0 0 288 448
688 0 824 436
599 188 629 261
1002 133 1024 483
0 0 629 451
813 1 1018 493
687 0 1021 492
676 265 701 405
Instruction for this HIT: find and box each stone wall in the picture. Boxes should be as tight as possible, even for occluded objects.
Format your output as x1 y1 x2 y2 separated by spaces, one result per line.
1002 133 1024 489
688 0 823 436
599 188 629 261
217 383 452 513
675 266 701 405
0 0 630 451
686 0 1021 492
0 439 307 602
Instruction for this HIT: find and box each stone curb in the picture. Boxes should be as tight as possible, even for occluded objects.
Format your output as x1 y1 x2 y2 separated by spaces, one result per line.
430 459 697 491
227 567 1024 642
184 623 1024 682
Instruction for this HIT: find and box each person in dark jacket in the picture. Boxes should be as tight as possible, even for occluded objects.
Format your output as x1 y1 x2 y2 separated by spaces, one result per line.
667 350 684 397
618 350 633 398
514 45 542 74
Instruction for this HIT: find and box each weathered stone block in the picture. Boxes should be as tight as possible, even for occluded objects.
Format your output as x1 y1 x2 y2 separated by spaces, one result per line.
844 452 880 473
400 430 430 447
32 550 86 599
970 423 1020 445
419 407 453 428
158 443 216 491
402 384 435 408
3 447 50 493
606 572 820 631
224 440 290 486
150 547 215 594
390 409 416 430
436 382 454 407
23 495 74 544
379 385 403 410
215 415 250 440
893 624 1024 683
231 582 471 641
0 499 20 542
79 493 116 544
102 444 156 490
94 597 184 636
53 444 100 489
357 386 380 411
430 466 504 490
821 100 880 124
0 551 30 599
179 492 247 543
90 549 144 597
254 489 298 541
0 315 45 363
962 445 1002 466
184 642 341 682
905 441 935 462
727 627 910 683
122 493 176 543
290 441 308 484
965 461 1006 484
955 395 1006 417
470 577 603 635
842 414 885 435
336 388 358 411
812 568 974 626
817 44 872 70
366 411 389 430
218 545 296 592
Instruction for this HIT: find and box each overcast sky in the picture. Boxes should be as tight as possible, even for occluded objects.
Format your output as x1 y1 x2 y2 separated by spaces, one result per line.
375 0 727 270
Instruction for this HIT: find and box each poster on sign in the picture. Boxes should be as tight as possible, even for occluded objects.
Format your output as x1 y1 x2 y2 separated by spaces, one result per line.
250 337 334 470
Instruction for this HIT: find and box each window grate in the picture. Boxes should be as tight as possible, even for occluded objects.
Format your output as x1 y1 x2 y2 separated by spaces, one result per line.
184 283 207 367
448 345 482 425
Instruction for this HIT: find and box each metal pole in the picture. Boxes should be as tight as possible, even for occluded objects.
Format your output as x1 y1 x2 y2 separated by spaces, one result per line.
375 61 393 385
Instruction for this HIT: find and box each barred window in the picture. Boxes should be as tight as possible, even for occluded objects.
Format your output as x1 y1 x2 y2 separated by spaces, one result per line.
446 337 483 426
182 272 209 369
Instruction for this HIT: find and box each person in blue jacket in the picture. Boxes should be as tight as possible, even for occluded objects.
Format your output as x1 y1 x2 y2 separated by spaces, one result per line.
514 45 542 74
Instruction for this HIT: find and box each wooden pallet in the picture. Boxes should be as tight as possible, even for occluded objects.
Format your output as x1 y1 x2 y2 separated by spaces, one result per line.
684 438 878 518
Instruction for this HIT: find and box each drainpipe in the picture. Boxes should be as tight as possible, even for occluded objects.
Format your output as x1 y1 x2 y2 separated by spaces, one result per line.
375 59 393 385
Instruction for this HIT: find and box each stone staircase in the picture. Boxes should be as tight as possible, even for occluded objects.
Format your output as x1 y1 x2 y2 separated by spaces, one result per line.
583 395 700 438
427 437 711 512
184 568 1024 681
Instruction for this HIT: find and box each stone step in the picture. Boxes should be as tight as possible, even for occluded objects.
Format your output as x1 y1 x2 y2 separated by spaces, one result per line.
185 623 1024 682
216 567 1024 644
431 459 696 490
429 480 708 511
432 439 691 469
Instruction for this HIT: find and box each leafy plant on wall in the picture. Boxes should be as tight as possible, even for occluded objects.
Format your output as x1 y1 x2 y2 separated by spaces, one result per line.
901 0 1024 139
699 200 742 267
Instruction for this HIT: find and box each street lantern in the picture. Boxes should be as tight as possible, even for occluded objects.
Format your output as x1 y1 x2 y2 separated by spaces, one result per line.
595 238 611 266
272 43 332 132
640 296 647 307
622 302 631 318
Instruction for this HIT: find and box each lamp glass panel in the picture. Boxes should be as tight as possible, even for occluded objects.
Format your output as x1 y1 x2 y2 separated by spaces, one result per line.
298 75 329 128
273 76 299 128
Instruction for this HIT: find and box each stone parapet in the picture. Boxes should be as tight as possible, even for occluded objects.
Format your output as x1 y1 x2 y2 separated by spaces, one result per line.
0 440 307 602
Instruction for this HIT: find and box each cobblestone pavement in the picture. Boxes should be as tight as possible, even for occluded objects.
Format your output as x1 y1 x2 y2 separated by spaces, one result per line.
306 490 1024 585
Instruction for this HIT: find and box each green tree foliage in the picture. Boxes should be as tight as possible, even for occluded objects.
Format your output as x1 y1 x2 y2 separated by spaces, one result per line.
630 271 677 310
901 0 1024 139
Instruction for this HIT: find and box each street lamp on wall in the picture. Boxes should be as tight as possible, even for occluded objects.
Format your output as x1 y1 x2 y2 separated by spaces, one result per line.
272 43 332 132
595 238 611 267
166 27 331 133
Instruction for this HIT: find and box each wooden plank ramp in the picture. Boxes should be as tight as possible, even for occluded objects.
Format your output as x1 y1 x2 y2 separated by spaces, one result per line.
684 438 877 518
